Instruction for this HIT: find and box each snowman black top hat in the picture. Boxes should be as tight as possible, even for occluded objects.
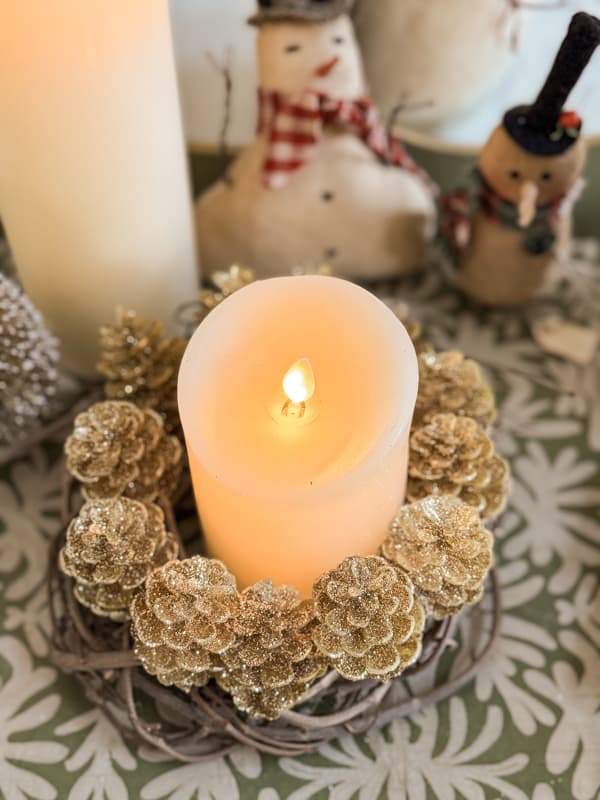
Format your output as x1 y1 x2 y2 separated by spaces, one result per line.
503 11 600 156
249 0 355 26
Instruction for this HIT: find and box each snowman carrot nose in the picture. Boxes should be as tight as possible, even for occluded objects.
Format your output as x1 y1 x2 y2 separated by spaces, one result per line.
518 180 539 228
315 56 340 77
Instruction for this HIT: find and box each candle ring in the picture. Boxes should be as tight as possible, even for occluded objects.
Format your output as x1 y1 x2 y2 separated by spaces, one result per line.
47 307 509 751
48 486 502 758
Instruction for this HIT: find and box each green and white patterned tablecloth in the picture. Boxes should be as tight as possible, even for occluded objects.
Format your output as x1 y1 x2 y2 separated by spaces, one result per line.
0 243 599 800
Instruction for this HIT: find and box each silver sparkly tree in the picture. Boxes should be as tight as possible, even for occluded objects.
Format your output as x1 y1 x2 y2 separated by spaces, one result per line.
0 273 60 445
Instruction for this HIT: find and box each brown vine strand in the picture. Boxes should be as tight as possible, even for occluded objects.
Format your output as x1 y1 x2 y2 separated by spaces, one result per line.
120 668 234 762
0 386 103 468
157 493 186 556
205 49 234 166
374 569 501 731
48 493 501 758
172 300 205 338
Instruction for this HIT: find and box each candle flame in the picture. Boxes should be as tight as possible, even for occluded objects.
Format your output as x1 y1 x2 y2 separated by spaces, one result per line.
283 358 315 405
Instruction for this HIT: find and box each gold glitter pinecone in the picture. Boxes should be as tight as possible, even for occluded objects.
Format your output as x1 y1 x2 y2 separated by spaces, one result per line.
382 496 494 620
408 413 509 519
59 498 177 621
0 273 60 445
312 556 425 682
217 581 326 720
98 307 186 433
65 400 182 503
413 351 496 430
131 557 239 692
197 266 256 321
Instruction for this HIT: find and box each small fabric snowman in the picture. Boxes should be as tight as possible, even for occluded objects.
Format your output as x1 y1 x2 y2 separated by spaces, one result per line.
439 12 600 307
195 0 437 281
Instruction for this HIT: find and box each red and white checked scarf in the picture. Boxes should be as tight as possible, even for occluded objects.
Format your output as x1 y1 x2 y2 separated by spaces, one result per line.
257 89 436 191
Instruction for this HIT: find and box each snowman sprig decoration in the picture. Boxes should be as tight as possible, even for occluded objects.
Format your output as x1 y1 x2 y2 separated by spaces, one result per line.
440 12 600 308
196 0 437 281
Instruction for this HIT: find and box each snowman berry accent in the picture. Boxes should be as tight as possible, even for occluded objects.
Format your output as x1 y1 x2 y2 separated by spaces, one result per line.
440 12 600 308
195 0 437 281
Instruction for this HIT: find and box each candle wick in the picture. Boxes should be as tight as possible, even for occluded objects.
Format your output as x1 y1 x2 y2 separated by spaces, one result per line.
281 399 307 419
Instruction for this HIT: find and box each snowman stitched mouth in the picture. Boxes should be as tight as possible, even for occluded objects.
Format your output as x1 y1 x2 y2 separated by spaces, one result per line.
315 56 340 77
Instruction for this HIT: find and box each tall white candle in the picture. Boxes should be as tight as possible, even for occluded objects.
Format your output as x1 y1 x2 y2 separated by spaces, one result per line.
0 1 198 377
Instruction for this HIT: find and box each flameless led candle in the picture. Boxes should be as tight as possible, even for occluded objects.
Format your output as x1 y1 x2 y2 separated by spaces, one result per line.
0 1 198 376
178 276 418 597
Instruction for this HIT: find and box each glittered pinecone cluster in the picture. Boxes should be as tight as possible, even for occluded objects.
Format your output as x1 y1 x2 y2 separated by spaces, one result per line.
98 307 186 433
414 351 496 430
65 400 181 503
408 413 509 519
312 556 425 682
383 496 494 619
0 274 59 444
217 581 326 720
131 557 239 692
60 498 177 621
197 266 256 321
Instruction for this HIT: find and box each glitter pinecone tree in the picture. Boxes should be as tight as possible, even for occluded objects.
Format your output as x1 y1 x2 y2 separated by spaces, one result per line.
0 273 60 445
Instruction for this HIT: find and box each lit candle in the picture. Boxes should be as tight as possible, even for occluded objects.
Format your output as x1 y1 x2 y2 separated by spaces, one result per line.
178 276 418 597
0 1 198 377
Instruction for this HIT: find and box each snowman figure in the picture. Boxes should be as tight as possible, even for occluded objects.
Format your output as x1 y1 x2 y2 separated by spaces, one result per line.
440 12 600 307
195 0 437 281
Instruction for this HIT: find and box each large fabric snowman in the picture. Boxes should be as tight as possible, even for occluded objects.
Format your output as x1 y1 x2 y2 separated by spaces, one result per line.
195 0 437 281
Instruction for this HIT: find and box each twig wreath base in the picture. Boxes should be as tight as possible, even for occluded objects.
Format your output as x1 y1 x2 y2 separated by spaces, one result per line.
43 302 506 755
48 510 501 760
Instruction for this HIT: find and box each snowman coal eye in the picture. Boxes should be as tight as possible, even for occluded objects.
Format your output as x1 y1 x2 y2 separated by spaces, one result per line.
509 170 521 180
333 36 345 45
285 43 302 53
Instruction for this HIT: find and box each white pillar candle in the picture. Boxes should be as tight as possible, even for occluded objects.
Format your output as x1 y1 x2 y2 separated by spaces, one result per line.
0 1 198 377
178 276 418 598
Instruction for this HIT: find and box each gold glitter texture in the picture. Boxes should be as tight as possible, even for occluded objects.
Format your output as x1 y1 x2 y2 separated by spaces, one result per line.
98 307 186 433
131 557 239 692
289 264 334 277
414 351 496 430
59 498 177 621
383 496 494 619
217 581 326 720
198 266 256 320
65 401 182 503
312 556 425 682
408 413 510 519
